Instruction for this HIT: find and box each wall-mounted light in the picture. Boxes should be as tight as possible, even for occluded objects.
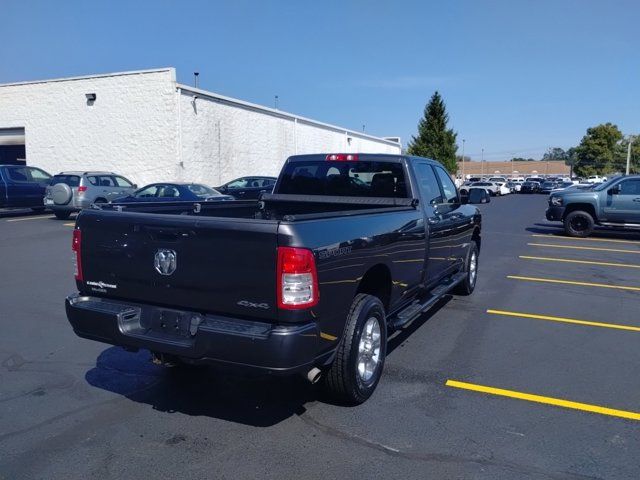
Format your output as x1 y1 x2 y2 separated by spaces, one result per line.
85 93 96 105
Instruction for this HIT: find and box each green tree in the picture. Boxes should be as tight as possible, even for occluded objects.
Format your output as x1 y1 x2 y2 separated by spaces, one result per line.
542 148 568 162
408 91 458 173
574 123 624 176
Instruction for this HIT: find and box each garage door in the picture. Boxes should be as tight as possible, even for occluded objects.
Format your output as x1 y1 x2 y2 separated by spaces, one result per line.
0 127 26 165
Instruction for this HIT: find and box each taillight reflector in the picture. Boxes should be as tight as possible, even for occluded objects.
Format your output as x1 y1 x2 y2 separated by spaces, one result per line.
277 247 319 309
326 154 359 161
72 229 83 281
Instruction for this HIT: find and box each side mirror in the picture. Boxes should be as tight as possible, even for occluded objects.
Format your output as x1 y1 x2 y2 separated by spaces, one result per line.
132 184 138 189
608 185 620 195
467 189 490 204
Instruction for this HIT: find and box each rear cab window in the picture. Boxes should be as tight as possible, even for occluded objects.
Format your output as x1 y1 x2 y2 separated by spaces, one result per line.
278 159 408 198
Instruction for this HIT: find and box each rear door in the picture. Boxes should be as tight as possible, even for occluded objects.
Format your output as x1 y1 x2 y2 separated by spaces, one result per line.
4 166 33 207
78 211 281 320
604 178 640 223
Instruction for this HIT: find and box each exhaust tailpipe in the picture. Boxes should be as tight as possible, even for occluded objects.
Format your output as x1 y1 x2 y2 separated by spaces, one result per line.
306 367 322 384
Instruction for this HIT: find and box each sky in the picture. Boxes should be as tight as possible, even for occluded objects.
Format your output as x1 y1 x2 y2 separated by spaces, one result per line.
1 0 638 161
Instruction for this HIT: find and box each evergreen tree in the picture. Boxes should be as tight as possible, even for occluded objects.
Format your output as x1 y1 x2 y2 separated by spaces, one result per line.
407 91 458 173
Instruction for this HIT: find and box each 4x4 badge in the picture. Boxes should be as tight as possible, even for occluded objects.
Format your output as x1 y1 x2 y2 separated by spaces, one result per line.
154 249 177 276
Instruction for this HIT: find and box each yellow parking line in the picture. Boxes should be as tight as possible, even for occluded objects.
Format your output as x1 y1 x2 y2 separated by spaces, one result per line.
446 380 640 421
486 309 640 332
519 255 640 269
6 215 54 222
507 275 640 292
528 243 640 254
63 222 75 227
532 234 640 245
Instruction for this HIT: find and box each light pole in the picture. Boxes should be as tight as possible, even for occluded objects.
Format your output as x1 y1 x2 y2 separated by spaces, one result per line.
626 136 634 176
274 95 279 109
481 148 484 177
461 139 466 179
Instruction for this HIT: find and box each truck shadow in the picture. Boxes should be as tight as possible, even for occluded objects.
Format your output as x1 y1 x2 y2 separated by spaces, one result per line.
85 347 315 427
85 300 450 426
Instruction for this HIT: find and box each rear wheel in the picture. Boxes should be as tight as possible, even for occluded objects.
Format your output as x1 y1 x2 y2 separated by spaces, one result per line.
322 294 387 405
54 210 71 220
454 243 479 295
564 210 594 238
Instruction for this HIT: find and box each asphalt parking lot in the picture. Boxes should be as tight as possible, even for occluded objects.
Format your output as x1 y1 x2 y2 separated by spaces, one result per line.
1 195 640 480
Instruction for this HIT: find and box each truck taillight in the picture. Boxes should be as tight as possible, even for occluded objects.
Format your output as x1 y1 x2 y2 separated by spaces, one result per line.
77 186 87 194
72 229 83 281
277 247 319 309
326 154 358 161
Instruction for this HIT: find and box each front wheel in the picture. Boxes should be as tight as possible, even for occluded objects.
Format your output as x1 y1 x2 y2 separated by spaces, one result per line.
454 243 479 295
564 210 594 238
322 294 387 405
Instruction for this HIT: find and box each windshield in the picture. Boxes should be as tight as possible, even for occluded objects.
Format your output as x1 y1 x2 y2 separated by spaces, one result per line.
593 177 620 191
187 184 220 197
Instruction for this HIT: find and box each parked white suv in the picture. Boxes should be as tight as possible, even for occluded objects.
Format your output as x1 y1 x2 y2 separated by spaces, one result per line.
586 175 607 184
44 171 137 219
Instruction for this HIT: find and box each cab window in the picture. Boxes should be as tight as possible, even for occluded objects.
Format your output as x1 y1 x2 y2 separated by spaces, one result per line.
434 166 459 203
413 163 442 205
618 179 640 195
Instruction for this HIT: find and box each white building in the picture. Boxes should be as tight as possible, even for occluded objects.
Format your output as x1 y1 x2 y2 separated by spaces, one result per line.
0 68 401 186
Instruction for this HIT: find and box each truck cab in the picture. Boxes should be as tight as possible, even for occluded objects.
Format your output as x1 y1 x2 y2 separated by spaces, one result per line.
546 175 640 237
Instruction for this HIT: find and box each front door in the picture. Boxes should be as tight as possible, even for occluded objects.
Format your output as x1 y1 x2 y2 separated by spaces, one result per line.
412 162 456 286
433 165 473 270
604 178 640 223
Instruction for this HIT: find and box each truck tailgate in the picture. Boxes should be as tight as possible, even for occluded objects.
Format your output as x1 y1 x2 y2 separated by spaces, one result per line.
77 210 280 320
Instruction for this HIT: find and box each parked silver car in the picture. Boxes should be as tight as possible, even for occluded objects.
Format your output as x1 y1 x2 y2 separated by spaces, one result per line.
44 171 137 219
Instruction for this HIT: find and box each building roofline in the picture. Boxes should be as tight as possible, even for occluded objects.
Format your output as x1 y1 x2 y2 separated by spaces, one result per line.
177 83 400 147
0 67 176 88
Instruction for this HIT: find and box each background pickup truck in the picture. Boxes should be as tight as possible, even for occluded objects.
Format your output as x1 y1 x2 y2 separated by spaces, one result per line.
66 153 482 404
0 164 52 210
546 175 640 237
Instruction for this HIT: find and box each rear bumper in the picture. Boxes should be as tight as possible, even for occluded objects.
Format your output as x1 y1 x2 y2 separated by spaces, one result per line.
66 294 323 374
546 206 565 221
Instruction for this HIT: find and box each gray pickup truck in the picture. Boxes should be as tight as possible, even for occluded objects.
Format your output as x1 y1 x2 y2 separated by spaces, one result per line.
546 175 640 237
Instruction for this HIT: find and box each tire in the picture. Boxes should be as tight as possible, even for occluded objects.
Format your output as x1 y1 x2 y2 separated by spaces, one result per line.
322 294 387 405
563 210 594 238
453 243 479 296
54 210 71 220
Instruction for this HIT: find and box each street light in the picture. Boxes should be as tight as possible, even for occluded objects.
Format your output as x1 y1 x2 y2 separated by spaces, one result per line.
481 148 484 177
461 139 466 179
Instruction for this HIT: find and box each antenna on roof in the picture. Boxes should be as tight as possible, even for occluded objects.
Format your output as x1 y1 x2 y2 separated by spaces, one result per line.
194 72 199 89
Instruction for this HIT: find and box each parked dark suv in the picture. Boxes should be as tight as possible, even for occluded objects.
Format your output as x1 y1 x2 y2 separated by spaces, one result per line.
0 165 52 211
